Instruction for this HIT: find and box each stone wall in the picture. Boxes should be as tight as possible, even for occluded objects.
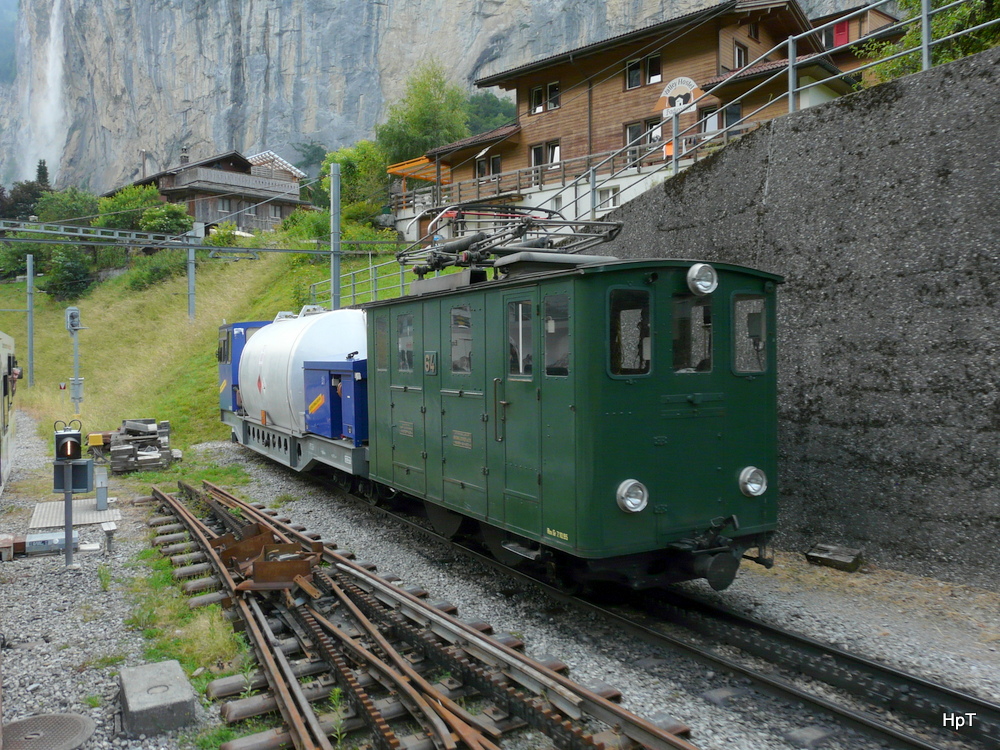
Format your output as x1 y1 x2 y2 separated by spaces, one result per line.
602 48 1000 588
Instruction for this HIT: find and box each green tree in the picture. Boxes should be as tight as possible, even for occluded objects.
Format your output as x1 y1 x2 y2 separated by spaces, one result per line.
467 91 516 135
292 141 328 174
1 181 48 219
36 160 50 189
139 203 194 234
92 184 162 231
321 140 390 207
39 245 92 300
204 220 240 247
0 233 53 277
375 60 471 164
35 187 100 225
859 0 1000 83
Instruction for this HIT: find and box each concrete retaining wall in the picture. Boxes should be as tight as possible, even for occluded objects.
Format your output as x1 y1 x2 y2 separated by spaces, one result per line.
602 47 1000 588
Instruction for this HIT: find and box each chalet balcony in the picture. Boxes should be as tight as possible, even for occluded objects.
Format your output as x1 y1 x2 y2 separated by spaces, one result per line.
162 167 301 200
389 124 756 222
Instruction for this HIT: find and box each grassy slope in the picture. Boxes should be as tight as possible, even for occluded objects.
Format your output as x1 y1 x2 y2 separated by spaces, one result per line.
0 253 337 447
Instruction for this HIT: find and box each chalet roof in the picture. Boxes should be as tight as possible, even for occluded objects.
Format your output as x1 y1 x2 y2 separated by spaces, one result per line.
475 1 736 87
248 150 307 179
425 124 521 159
702 53 855 87
474 0 822 88
139 150 250 185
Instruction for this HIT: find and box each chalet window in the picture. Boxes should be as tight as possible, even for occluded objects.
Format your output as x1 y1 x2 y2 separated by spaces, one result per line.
626 59 642 89
246 203 257 216
551 195 563 212
547 141 561 166
218 197 231 214
734 42 749 69
476 155 502 181
531 145 545 167
645 118 662 141
748 21 760 40
625 122 644 147
530 86 544 114
547 81 561 109
700 103 742 133
270 204 281 219
597 185 619 210
645 55 662 85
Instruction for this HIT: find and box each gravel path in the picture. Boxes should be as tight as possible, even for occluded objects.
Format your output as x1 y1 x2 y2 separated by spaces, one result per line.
3 410 997 750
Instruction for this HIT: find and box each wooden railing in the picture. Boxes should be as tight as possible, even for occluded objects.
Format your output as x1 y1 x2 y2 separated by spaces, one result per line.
169 167 300 196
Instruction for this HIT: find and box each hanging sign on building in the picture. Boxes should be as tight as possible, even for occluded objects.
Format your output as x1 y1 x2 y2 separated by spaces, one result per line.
657 77 702 117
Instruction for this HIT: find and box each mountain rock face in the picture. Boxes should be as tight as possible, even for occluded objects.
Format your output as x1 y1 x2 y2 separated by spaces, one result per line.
0 0 739 191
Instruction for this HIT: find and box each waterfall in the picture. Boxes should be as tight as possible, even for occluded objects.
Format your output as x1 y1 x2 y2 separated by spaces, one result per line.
20 0 67 182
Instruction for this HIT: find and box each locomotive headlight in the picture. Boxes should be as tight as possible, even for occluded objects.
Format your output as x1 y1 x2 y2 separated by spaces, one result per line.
686 263 719 296
616 479 649 513
738 466 768 497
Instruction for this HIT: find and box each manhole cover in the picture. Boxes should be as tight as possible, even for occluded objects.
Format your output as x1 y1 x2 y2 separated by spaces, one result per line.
2 713 96 750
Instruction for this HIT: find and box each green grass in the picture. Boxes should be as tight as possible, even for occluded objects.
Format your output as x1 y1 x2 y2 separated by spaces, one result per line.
0 249 360 450
84 695 102 708
125 548 250 683
97 563 112 591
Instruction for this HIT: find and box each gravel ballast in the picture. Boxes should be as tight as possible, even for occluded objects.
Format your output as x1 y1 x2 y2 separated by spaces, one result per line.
2 410 997 750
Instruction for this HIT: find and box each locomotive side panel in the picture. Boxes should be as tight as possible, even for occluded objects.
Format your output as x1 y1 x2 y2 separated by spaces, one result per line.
438 293 489 521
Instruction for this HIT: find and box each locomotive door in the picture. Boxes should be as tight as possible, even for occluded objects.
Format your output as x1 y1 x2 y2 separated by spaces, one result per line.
489 289 541 537
390 304 427 495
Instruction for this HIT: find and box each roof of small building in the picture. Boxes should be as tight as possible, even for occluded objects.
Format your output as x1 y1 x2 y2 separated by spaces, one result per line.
702 53 847 86
425 124 521 159
248 150 307 179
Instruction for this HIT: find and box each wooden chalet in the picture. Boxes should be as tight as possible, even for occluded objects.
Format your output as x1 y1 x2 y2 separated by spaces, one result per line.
389 0 862 239
109 149 308 234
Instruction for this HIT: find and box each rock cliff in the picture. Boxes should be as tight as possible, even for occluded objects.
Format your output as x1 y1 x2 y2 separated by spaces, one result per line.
0 0 733 191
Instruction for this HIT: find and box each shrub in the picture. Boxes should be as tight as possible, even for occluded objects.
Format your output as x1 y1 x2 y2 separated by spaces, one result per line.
40 246 92 300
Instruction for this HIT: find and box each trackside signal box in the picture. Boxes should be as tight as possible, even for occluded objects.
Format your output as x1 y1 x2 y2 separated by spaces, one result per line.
53 421 93 494
55 426 82 460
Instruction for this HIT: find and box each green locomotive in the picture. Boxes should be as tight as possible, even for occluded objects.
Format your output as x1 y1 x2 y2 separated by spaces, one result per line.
366 251 780 590
220 210 780 590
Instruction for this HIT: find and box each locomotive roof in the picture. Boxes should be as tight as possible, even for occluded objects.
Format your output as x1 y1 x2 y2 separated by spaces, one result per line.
361 257 784 309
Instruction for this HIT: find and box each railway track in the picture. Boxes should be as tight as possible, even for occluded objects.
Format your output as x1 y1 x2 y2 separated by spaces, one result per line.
301 476 999 750
145 482 702 750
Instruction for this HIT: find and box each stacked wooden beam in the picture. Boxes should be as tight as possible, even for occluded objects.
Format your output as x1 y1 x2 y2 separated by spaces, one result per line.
107 419 182 474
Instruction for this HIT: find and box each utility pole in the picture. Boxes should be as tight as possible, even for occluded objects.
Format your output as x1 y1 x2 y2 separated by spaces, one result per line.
65 307 86 414
330 163 341 310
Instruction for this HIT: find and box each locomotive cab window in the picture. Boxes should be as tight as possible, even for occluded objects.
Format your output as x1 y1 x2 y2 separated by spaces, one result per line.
397 314 414 372
218 330 231 364
609 289 651 376
544 294 570 376
733 295 767 372
673 295 712 372
375 315 390 371
508 300 533 377
451 305 473 374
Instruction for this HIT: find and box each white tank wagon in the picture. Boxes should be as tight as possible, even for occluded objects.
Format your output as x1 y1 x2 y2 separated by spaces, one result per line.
239 308 367 432
223 308 368 475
